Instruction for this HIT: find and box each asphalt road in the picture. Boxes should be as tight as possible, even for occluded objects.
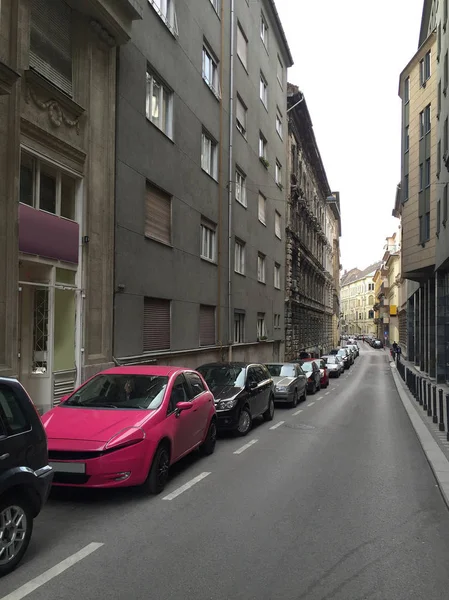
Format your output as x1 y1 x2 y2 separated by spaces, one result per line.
3 345 449 600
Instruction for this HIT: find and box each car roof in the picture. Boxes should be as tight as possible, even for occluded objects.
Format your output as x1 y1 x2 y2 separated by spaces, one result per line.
265 362 298 365
198 362 256 368
99 366 193 377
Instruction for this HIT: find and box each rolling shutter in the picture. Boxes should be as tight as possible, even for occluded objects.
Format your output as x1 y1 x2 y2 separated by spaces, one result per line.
145 183 171 245
29 0 72 97
144 298 170 352
200 305 215 347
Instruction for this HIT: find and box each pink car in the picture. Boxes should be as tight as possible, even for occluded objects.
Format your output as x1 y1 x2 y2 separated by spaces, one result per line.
41 366 217 494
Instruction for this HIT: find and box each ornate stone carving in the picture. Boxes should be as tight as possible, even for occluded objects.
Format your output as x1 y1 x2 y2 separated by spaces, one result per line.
25 85 81 134
90 20 116 47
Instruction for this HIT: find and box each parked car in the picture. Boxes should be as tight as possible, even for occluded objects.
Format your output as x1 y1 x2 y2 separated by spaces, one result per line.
322 355 343 377
197 363 274 436
0 378 53 577
42 367 217 494
337 348 352 369
312 359 329 388
265 363 307 407
372 339 384 349
347 344 359 359
298 360 322 394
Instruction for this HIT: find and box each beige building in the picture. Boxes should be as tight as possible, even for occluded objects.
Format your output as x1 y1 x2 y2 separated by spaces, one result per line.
399 26 437 375
340 263 381 336
0 0 142 412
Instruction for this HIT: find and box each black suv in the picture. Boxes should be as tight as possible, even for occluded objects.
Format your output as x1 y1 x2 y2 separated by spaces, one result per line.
197 363 275 436
0 378 53 577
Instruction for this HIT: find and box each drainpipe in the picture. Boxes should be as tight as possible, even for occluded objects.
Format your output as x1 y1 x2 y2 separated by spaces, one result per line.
227 0 235 361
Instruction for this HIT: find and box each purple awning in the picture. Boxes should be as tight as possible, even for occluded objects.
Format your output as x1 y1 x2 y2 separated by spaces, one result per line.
19 204 79 264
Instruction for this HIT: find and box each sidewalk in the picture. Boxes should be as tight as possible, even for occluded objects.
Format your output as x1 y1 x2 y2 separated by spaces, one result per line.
390 354 449 509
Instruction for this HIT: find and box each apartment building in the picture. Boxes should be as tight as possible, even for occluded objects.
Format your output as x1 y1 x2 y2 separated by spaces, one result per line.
0 0 141 412
399 6 437 376
285 84 341 359
114 0 293 368
340 263 381 337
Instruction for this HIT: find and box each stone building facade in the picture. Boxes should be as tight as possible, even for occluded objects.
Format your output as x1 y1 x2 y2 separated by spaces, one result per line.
0 0 142 412
285 84 341 359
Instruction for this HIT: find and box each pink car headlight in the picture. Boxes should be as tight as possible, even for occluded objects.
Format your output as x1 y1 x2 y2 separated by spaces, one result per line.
105 427 145 451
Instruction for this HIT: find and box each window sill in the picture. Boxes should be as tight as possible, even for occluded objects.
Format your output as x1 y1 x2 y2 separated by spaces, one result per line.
258 218 267 226
258 280 266 285
235 270 246 277
201 168 219 183
236 199 247 209
25 69 85 118
237 55 248 74
144 234 173 248
275 233 282 240
148 0 178 37
236 126 247 140
203 78 221 101
146 117 174 143
201 256 217 266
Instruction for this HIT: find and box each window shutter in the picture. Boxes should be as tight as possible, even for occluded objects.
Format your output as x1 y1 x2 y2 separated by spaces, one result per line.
145 183 171 244
29 0 72 96
144 298 170 351
236 98 246 127
200 305 215 346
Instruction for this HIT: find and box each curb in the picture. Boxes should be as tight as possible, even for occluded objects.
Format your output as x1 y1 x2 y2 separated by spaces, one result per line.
390 362 449 510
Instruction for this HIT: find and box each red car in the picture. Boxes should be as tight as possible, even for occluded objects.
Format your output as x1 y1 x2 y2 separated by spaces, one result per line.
41 366 217 494
313 358 330 388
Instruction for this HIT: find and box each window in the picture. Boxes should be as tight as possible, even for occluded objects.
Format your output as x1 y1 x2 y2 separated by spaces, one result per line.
424 104 431 133
425 158 431 188
200 219 217 262
276 108 283 139
201 131 218 179
419 163 424 191
404 126 409 152
438 140 442 177
258 192 266 224
29 0 72 96
274 314 281 329
199 305 215 346
275 160 282 187
257 253 266 283
169 375 189 412
437 199 441 236
19 152 76 220
146 71 173 137
439 80 442 118
144 298 171 351
420 50 431 85
234 311 245 343
236 95 247 136
404 77 410 103
259 132 267 160
403 174 409 202
148 0 178 35
236 167 247 207
237 24 248 69
260 72 268 107
277 55 283 87
145 182 172 245
234 239 245 274
202 43 220 98
444 184 448 224
275 211 281 239
209 0 219 13
419 111 425 138
186 372 206 397
260 12 268 48
445 118 449 155
419 213 430 243
0 385 31 436
274 263 281 289
445 52 448 92
257 313 266 338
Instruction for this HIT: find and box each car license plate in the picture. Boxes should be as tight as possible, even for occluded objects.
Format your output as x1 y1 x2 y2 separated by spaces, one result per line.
49 462 86 474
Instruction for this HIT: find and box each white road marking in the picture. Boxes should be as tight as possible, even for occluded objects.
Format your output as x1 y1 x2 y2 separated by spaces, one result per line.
331 388 335 391
163 472 211 500
0 543 104 600
325 392 330 396
269 421 285 430
317 396 324 401
233 439 258 455
307 401 315 407
293 409 303 416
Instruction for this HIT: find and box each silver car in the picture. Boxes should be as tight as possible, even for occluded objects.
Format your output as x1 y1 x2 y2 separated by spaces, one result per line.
346 343 359 358
322 355 343 377
265 363 307 408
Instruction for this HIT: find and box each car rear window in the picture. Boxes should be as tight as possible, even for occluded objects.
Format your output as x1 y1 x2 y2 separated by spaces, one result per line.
0 384 31 436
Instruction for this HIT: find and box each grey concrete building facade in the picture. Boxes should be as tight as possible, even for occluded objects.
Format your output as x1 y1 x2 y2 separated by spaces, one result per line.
114 0 293 368
0 0 141 412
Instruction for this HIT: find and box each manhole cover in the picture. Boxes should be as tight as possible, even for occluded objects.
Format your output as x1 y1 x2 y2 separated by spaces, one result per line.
284 423 315 430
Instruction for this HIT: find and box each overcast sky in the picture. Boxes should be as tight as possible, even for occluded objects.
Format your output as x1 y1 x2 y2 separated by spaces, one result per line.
275 0 424 272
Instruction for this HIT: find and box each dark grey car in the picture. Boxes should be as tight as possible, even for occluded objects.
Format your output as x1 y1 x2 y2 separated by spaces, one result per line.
265 363 307 408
